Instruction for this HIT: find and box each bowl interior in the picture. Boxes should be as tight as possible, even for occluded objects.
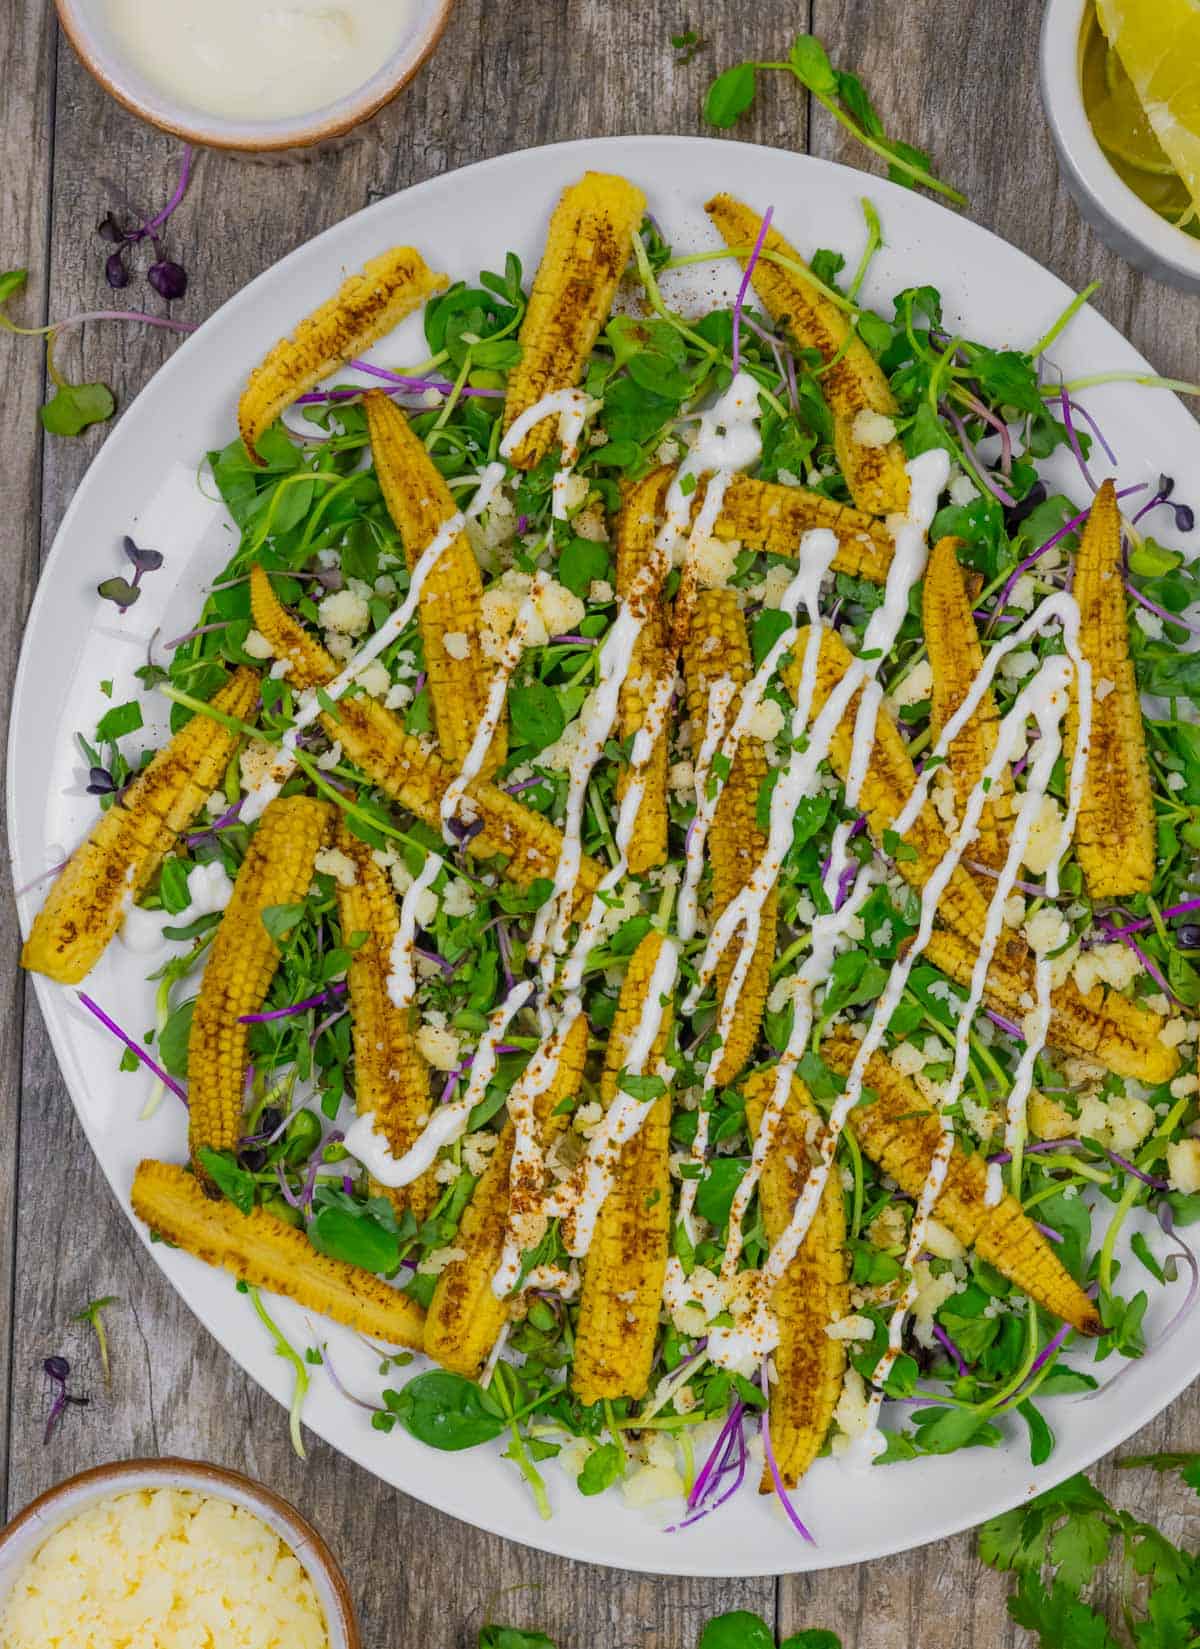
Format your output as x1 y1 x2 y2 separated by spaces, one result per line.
1039 0 1200 282
0 1459 357 1647
55 0 453 149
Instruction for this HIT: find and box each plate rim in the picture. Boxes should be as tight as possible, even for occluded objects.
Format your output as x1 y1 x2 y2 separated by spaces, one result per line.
8 132 1200 1578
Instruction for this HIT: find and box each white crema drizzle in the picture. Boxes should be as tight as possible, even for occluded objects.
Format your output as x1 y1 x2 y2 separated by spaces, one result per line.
240 459 505 824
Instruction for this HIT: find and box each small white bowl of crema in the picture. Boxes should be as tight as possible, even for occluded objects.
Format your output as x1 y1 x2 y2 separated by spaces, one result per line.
0 1457 360 1648
54 0 457 152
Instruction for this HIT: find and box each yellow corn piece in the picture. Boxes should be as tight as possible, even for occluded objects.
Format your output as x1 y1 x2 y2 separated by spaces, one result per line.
503 172 647 469
131 1159 425 1349
238 248 447 465
363 391 502 775
425 1013 589 1379
573 931 673 1405
1068 479 1155 898
823 1033 1101 1335
706 196 909 518
683 590 777 1085
616 469 672 872
333 823 436 1224
717 475 894 584
785 626 992 944
188 796 332 1172
921 925 1180 1085
923 536 1015 874
249 566 602 907
744 1069 848 1490
22 667 261 985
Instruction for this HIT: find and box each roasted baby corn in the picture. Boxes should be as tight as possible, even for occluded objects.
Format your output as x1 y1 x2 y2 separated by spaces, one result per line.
786 627 993 943
188 795 332 1172
131 1160 425 1348
616 469 672 872
1068 479 1155 899
823 1034 1101 1335
333 823 436 1223
238 248 447 465
363 391 502 775
744 1069 848 1491
22 667 260 985
249 566 602 906
717 476 893 583
923 536 1015 873
573 931 673 1405
921 926 1180 1085
706 195 909 518
425 1013 589 1379
683 590 778 1085
502 172 647 469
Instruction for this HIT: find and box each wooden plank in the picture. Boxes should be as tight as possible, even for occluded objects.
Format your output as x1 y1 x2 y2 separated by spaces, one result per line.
0 0 58 1517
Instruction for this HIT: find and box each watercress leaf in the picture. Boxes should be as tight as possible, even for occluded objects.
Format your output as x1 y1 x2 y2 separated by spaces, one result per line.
510 680 566 752
618 1072 667 1103
390 1370 507 1451
158 857 192 916
1017 1399 1054 1467
261 903 305 942
557 537 611 598
577 1440 624 1496
0 268 28 305
788 34 838 95
159 997 196 1079
478 1631 558 1649
698 1612 776 1649
696 1157 749 1228
704 62 757 128
40 380 115 436
195 1147 255 1215
752 607 792 667
95 700 143 743
307 1205 400 1275
781 1634 843 1649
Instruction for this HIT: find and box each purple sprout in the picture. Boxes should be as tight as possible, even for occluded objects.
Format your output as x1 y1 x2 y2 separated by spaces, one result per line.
97 144 193 298
943 403 1016 508
239 982 348 1024
930 1321 970 1376
77 991 188 1104
42 1355 88 1445
1131 473 1196 534
730 205 773 375
97 535 165 614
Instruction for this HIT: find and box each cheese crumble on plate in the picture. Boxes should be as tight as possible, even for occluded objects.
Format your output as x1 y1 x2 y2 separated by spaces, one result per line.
0 1488 329 1648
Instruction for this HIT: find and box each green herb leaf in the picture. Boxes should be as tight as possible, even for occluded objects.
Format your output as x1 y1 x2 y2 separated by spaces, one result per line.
704 62 757 127
40 380 115 437
577 1440 625 1496
307 1205 400 1275
386 1371 507 1451
698 1612 776 1649
95 700 143 743
261 903 305 942
510 681 565 752
196 1147 256 1215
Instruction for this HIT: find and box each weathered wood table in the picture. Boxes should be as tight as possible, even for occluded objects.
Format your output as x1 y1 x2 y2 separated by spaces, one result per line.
2 1 1198 1642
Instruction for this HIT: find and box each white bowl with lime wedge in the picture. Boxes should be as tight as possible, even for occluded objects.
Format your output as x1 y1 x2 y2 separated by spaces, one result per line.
1041 0 1200 291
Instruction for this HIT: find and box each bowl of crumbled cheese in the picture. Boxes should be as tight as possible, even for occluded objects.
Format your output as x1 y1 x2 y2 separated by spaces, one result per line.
0 1458 358 1648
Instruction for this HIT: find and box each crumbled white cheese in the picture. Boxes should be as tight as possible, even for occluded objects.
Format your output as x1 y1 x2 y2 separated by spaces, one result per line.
442 631 470 661
851 409 897 448
243 628 276 661
948 472 979 507
0 1488 328 1649
1021 795 1066 876
416 1024 460 1071
417 1245 467 1276
692 535 739 590
1000 649 1037 683
1072 941 1142 998
1134 607 1164 640
1167 1139 1200 1195
888 657 933 710
746 698 786 741
313 847 356 888
317 588 370 637
354 660 391 700
441 877 475 918
1025 908 1069 956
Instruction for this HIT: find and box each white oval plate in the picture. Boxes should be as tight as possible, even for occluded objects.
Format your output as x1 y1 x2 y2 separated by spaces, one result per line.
9 136 1200 1578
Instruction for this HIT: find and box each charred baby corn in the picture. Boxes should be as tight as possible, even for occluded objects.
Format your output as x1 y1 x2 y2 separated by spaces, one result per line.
785 627 993 944
248 565 602 906
22 667 260 985
744 1069 848 1491
706 195 909 518
683 589 778 1086
425 1013 589 1379
238 248 447 465
616 469 672 872
717 475 894 583
923 536 1015 873
188 795 332 1171
503 172 647 470
573 931 673 1405
364 391 502 774
132 1160 425 1348
333 823 436 1223
1068 478 1156 898
922 926 1179 1085
823 1034 1101 1334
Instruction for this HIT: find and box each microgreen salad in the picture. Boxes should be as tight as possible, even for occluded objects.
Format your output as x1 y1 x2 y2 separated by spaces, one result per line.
21 169 1200 1547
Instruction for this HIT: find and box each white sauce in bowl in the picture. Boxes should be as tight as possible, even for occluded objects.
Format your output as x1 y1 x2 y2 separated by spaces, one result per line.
104 0 416 122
